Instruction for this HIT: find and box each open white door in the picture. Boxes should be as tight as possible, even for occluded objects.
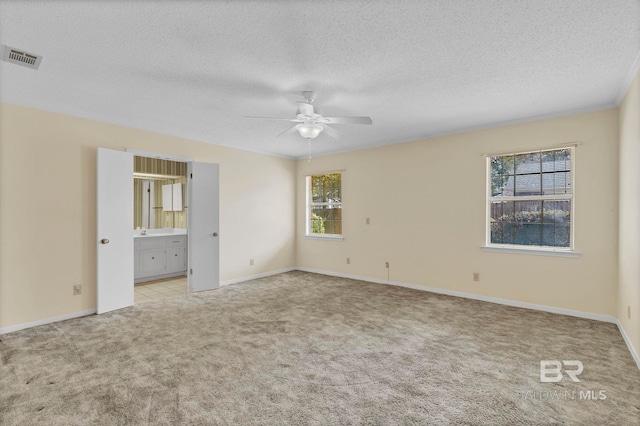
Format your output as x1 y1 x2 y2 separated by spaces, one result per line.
97 148 134 313
188 162 219 291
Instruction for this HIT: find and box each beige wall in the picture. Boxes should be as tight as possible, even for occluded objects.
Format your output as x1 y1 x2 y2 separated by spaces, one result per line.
618 70 640 357
0 103 296 329
0 100 628 332
297 109 619 316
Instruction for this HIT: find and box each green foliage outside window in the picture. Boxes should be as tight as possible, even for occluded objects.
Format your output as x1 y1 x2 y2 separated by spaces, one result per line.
311 213 325 234
311 173 342 202
309 173 342 235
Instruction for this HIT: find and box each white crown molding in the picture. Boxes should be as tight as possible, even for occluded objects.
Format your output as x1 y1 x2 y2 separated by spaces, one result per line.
0 95 619 163
0 97 296 160
0 309 96 335
296 102 617 160
614 49 640 106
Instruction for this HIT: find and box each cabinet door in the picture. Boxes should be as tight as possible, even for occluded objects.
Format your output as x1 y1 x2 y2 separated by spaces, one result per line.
166 247 186 272
172 183 183 211
140 249 166 276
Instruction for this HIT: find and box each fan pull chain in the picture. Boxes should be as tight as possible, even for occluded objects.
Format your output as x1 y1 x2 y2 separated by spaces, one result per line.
308 139 312 163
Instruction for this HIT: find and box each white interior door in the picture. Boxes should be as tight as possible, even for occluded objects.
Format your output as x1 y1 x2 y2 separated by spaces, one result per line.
97 148 134 313
188 162 219 291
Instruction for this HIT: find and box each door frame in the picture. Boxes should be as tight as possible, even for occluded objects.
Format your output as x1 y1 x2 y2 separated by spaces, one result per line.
97 148 221 313
127 149 196 292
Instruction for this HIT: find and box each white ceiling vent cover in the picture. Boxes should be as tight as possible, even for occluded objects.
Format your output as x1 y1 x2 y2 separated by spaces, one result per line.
2 45 42 70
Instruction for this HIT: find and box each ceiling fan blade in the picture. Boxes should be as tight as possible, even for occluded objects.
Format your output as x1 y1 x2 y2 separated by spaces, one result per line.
297 102 314 117
322 116 373 125
276 125 299 137
244 116 300 122
321 124 347 140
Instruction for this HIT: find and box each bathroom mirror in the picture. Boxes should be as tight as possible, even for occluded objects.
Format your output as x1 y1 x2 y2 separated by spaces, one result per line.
133 157 187 229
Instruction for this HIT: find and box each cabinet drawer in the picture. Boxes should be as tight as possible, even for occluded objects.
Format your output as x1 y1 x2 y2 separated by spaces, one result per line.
166 235 187 247
138 237 166 250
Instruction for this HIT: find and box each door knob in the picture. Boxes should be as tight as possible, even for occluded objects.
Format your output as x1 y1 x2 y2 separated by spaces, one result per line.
101 238 110 244
213 232 219 237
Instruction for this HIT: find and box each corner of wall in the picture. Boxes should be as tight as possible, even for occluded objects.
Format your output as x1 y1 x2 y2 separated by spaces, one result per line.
617 68 640 369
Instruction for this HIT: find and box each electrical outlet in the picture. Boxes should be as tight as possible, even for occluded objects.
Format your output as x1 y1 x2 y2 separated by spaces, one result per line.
366 217 371 225
385 261 389 268
628 305 631 319
346 257 351 265
249 258 254 266
473 272 480 282
73 284 81 295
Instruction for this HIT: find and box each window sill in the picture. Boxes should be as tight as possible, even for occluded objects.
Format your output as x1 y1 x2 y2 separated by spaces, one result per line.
482 245 581 258
304 235 344 242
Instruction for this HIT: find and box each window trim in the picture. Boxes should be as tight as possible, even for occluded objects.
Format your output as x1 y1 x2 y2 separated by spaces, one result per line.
484 146 578 255
305 172 344 239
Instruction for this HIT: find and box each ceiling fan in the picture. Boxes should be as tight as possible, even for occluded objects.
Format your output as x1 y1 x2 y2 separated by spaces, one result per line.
244 91 372 139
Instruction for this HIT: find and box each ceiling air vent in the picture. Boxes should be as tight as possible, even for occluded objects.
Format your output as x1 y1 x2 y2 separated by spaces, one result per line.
1 45 42 70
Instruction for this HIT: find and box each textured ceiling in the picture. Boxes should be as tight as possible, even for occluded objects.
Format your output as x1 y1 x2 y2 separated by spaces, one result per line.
1 1 639 159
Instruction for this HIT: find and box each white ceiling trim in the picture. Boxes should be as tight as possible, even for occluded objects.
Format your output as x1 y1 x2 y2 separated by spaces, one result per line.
2 1 638 159
0 94 620 163
614 49 640 105
0 95 297 160
296 102 617 160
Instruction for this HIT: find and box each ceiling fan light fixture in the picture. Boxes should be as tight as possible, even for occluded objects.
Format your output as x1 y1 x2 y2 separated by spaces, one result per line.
296 122 323 139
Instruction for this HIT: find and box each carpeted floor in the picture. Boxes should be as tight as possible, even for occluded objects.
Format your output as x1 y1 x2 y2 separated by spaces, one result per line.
1 271 639 425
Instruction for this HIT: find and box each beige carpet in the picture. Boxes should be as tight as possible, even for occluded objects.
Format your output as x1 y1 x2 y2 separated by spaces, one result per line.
1 271 639 425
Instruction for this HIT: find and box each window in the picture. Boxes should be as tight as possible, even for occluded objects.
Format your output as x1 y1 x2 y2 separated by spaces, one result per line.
487 147 574 250
306 172 342 238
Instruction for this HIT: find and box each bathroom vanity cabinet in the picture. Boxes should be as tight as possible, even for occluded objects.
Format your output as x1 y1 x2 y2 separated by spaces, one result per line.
134 233 187 282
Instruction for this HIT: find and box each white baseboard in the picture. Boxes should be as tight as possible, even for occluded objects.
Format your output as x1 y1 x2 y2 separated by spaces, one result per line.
297 267 640 369
219 267 297 287
0 267 296 335
296 267 618 323
616 319 640 370
0 309 97 335
3 267 638 371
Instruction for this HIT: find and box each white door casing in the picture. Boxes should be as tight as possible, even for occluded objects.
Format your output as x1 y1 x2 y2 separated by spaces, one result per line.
188 162 220 292
96 148 134 314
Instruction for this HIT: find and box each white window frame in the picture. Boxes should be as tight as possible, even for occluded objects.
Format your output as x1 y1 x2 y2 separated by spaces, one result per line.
483 146 579 258
305 172 344 241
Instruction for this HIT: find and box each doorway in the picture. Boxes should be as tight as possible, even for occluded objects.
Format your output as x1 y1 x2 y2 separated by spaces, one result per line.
133 156 188 304
96 148 220 314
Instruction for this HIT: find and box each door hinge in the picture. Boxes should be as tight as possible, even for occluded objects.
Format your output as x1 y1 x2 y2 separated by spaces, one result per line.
190 268 193 275
190 173 193 179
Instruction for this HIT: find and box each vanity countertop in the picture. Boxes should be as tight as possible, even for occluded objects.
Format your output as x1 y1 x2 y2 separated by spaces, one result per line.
134 228 187 238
